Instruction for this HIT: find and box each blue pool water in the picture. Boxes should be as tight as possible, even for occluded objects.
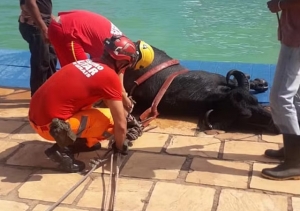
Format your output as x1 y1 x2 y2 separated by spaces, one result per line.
0 0 280 64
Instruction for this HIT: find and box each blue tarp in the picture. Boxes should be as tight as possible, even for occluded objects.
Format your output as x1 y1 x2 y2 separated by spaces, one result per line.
0 49 275 105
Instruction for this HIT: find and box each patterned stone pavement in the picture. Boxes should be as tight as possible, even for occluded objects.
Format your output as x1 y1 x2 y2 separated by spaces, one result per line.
0 87 300 211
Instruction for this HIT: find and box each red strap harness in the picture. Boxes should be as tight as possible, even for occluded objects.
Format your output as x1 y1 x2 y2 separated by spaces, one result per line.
129 59 189 127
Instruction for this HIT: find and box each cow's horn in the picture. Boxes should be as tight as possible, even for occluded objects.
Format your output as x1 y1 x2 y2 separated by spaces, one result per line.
226 69 250 90
204 109 214 129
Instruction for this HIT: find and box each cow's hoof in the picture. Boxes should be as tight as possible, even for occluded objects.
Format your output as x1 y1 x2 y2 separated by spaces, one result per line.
250 78 268 92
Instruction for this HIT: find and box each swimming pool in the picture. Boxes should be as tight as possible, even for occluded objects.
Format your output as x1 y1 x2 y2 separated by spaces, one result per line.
0 0 280 64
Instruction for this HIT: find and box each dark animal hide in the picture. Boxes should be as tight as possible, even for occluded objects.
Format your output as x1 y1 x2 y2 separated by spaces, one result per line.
124 46 278 134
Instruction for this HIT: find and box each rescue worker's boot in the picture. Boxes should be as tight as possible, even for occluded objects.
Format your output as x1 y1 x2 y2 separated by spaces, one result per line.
49 118 77 148
49 118 101 153
261 134 300 180
47 118 85 172
44 144 85 173
264 147 284 159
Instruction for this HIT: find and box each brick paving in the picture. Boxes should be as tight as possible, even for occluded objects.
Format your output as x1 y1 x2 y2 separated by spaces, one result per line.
0 87 299 211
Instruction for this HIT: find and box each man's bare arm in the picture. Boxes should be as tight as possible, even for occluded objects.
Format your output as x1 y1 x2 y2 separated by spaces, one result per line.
118 73 128 96
118 73 133 113
25 0 48 32
105 100 127 150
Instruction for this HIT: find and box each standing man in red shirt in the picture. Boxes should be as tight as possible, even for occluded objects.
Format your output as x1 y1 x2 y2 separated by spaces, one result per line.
29 35 138 173
262 0 300 180
48 9 154 113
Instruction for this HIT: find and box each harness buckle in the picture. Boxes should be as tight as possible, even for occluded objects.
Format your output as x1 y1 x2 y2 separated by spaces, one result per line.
139 107 159 127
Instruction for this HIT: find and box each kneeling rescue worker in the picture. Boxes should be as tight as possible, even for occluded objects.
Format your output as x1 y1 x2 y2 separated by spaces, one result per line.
48 9 155 113
28 35 153 173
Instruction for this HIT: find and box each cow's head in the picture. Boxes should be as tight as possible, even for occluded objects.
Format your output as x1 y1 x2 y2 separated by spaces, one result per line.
203 70 279 133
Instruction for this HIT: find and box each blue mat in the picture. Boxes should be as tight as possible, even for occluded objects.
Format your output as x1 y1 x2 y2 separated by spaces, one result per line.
0 49 276 105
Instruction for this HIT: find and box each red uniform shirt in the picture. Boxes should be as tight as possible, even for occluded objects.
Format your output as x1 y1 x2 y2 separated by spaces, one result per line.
29 59 122 126
58 10 124 59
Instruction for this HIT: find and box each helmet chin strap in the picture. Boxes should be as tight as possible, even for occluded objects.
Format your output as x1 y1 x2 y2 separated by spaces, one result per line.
99 54 121 74
115 61 129 74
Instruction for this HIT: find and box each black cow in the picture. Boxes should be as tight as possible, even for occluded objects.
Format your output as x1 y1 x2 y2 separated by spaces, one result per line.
123 45 279 134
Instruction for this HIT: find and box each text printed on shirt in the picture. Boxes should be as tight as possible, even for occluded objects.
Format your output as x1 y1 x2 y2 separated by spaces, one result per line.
73 59 104 78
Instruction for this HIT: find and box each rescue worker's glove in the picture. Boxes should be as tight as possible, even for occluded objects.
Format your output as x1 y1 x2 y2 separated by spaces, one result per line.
126 114 144 141
110 139 129 156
